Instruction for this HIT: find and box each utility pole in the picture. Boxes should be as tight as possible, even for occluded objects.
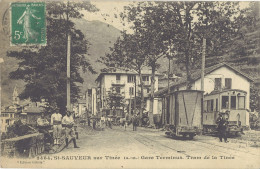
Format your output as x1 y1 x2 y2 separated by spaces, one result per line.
167 57 171 124
0 58 4 113
134 77 137 114
67 34 71 111
129 93 132 115
201 38 206 128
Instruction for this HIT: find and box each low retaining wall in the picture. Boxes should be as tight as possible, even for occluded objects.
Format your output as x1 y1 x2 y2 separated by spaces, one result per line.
1 132 45 158
1 128 78 158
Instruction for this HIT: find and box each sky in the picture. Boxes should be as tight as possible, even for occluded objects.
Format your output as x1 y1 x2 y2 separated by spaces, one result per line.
82 1 132 31
82 1 251 31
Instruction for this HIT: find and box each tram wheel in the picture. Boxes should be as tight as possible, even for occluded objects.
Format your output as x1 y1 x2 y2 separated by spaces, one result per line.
188 134 194 140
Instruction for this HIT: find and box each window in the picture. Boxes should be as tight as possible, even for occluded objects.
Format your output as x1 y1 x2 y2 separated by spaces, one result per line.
147 88 150 94
238 96 245 109
128 75 136 83
115 87 120 94
231 96 236 109
225 78 232 89
116 74 120 81
142 76 149 81
204 101 207 112
216 99 218 111
215 78 221 90
207 100 214 112
129 87 134 95
222 96 229 109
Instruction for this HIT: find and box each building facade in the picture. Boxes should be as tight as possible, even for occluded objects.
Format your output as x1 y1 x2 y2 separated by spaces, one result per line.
95 69 160 115
155 63 253 127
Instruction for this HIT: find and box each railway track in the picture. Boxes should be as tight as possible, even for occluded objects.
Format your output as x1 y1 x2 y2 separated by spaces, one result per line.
118 128 260 159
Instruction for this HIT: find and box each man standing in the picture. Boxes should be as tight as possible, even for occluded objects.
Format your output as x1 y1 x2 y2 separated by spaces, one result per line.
62 110 80 148
37 112 51 143
132 114 138 131
51 109 62 145
216 113 229 143
108 116 112 129
100 115 105 131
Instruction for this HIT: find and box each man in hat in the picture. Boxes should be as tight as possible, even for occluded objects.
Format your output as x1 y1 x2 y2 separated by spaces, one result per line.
51 109 62 145
62 110 80 148
216 113 229 143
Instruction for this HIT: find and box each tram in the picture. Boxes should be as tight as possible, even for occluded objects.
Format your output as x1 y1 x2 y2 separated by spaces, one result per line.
164 90 203 139
203 89 247 136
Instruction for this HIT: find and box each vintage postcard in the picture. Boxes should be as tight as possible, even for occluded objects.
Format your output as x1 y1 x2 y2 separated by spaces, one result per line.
0 0 260 168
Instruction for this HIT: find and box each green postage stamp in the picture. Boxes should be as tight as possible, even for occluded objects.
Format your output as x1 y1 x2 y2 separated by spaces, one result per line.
11 2 46 45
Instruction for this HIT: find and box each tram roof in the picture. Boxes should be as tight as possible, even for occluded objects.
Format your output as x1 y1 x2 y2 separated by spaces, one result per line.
155 63 254 97
205 89 247 96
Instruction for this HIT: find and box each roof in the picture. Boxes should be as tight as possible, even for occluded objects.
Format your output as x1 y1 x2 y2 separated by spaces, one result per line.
155 62 254 97
24 106 44 113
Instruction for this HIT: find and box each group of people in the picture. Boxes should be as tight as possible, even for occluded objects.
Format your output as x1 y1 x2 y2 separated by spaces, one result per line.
37 109 79 149
99 115 113 130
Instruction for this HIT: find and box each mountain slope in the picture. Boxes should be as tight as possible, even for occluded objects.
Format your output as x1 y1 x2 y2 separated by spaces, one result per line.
74 19 121 92
1 19 121 106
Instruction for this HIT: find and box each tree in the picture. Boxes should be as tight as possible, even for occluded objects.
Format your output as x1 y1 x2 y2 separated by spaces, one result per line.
121 1 249 124
122 2 172 126
106 87 126 115
99 31 147 119
7 2 98 115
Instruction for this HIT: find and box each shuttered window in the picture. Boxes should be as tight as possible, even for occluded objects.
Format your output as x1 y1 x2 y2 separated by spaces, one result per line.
215 78 221 90
225 78 232 89
116 74 120 81
129 87 134 95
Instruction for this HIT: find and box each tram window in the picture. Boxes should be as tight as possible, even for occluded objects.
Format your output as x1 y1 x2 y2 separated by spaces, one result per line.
222 96 229 109
207 100 214 112
204 101 207 112
238 96 245 109
231 96 236 109
216 99 218 111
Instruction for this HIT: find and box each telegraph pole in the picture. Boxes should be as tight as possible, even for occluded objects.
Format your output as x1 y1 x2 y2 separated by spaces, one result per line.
134 77 137 114
67 34 71 111
201 38 206 128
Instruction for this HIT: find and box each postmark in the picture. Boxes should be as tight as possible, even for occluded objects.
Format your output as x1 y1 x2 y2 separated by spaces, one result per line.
11 2 46 45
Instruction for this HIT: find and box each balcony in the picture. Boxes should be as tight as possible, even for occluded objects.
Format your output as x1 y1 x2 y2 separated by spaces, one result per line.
111 80 125 86
143 92 150 98
138 81 151 87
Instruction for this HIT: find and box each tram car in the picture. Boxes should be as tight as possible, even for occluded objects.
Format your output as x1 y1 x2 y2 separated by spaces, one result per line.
165 90 203 139
203 89 246 136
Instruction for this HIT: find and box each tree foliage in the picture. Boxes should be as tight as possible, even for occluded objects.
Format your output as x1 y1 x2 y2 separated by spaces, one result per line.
100 2 256 125
7 2 98 114
106 87 126 112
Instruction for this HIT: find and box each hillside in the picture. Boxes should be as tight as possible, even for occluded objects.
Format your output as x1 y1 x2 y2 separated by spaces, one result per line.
74 19 121 92
1 18 121 106
1 15 258 107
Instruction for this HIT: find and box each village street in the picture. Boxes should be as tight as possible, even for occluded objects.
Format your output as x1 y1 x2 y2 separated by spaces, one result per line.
34 125 260 168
